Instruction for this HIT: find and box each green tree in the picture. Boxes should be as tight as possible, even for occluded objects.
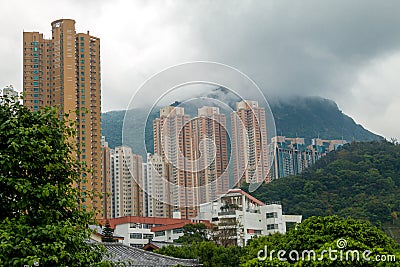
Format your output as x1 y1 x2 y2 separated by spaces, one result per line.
0 96 105 266
102 220 115 243
242 216 400 266
175 223 208 244
156 241 243 267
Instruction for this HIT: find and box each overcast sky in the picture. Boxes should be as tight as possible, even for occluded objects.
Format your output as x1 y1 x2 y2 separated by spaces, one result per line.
1 0 399 139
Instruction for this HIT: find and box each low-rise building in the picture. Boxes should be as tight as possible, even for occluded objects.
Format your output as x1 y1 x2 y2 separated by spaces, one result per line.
198 189 302 246
100 216 211 248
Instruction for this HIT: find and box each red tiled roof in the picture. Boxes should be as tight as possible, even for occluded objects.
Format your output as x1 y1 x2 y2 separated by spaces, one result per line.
226 188 265 206
98 216 192 228
151 220 213 232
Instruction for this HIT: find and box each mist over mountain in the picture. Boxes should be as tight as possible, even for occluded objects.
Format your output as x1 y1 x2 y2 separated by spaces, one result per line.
102 93 383 158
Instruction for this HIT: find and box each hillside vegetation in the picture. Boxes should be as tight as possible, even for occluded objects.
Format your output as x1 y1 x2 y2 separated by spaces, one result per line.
245 141 400 240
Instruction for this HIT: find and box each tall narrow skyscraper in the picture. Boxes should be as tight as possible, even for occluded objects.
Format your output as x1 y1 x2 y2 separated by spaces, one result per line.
111 146 143 218
231 100 269 185
23 19 102 216
193 106 229 203
153 106 199 219
142 153 172 218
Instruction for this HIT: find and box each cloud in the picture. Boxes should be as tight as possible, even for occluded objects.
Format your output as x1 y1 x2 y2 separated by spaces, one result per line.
0 0 399 138
341 51 400 139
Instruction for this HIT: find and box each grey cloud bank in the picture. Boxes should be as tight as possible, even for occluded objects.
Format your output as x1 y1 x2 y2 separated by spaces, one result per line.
0 0 399 139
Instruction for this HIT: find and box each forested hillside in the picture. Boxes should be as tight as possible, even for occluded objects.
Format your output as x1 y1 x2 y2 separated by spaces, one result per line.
245 141 400 240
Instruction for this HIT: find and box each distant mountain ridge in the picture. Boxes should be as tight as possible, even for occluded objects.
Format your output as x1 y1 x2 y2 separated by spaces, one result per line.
101 96 383 158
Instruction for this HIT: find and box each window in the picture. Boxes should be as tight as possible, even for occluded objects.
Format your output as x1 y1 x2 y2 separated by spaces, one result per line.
143 234 153 240
33 76 39 80
254 230 262 235
34 47 38 52
80 37 84 41
33 88 39 92
80 60 84 64
266 212 278 219
173 228 183 234
33 94 38 98
33 82 39 86
33 70 39 74
33 64 39 68
80 54 84 58
130 233 142 239
80 48 84 52
155 231 165 237
267 224 278 230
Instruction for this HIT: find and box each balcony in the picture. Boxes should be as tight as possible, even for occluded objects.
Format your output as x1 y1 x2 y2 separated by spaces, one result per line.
218 210 236 216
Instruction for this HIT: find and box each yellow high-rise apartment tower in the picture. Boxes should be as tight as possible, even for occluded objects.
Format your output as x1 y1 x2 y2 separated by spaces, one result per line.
23 19 102 217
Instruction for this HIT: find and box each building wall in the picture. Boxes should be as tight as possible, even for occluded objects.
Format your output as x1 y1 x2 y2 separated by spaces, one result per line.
143 153 172 218
101 137 112 219
111 146 143 218
198 189 302 247
271 136 347 179
231 101 270 186
107 217 193 248
153 106 198 219
193 106 230 203
22 19 102 217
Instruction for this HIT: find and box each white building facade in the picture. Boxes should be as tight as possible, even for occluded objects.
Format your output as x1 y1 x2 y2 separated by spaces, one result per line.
198 189 302 246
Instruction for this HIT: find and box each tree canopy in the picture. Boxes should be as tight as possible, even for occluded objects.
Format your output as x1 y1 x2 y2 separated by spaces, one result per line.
242 216 400 266
0 96 105 266
157 216 400 266
175 223 208 244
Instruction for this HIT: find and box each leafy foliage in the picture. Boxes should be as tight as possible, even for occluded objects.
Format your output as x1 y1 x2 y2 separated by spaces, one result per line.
156 241 243 267
241 216 400 266
157 216 400 266
102 221 115 243
175 223 208 244
0 96 105 266
245 141 400 229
